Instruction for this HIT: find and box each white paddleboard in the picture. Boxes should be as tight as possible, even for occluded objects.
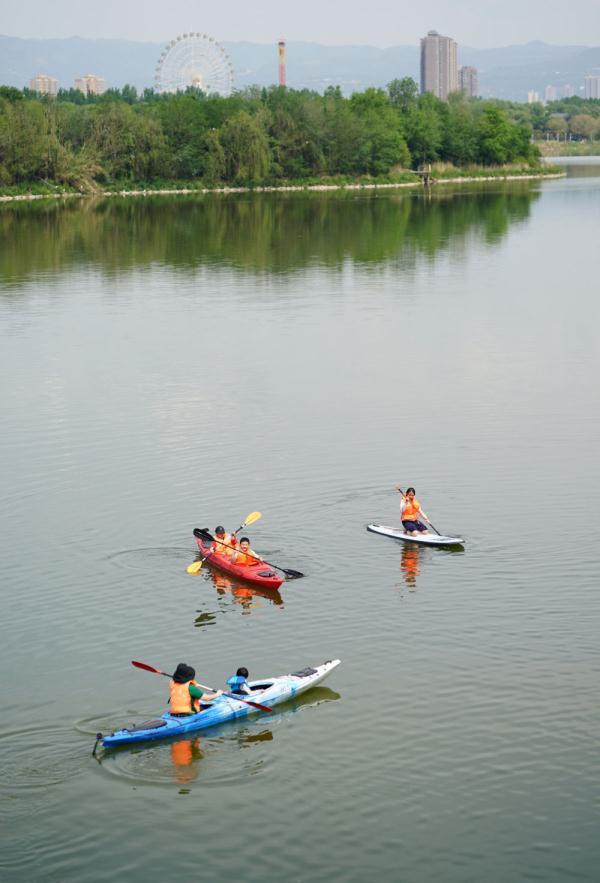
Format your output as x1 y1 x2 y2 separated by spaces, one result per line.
367 523 464 546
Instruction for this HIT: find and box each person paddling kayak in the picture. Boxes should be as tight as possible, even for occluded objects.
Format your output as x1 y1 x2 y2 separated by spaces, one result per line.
213 526 235 557
169 663 222 716
395 486 432 536
232 537 263 567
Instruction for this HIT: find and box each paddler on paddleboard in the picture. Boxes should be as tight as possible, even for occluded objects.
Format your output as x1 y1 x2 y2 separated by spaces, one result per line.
395 486 432 536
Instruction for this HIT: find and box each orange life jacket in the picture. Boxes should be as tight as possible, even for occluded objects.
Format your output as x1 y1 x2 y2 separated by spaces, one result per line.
169 679 201 714
402 498 421 521
234 549 259 567
213 533 233 556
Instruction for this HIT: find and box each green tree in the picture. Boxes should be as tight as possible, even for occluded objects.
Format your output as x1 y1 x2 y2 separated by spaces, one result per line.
546 116 568 140
387 77 418 113
88 103 170 180
443 93 478 164
350 88 410 173
476 106 516 164
200 129 226 184
220 111 271 183
0 99 53 183
569 114 600 140
0 86 23 102
405 102 443 166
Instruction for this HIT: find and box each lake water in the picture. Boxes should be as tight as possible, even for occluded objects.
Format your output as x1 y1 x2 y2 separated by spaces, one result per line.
1 162 599 882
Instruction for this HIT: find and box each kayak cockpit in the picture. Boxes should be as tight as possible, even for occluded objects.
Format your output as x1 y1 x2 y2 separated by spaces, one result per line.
245 680 275 693
120 718 167 733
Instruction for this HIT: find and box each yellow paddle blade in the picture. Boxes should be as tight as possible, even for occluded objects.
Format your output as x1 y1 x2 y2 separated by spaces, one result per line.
187 559 203 575
243 511 262 527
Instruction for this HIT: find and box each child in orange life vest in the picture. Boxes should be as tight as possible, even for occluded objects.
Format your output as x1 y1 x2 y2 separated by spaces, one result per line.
395 486 431 536
232 537 263 567
213 526 235 557
169 663 222 716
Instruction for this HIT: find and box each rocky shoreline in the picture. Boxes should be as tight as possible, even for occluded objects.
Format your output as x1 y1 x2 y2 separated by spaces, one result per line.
0 171 565 203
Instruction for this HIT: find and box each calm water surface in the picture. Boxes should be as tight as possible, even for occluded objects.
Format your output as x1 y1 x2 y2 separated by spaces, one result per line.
1 162 599 882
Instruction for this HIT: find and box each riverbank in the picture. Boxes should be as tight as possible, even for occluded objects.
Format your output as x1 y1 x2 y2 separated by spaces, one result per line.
0 165 564 204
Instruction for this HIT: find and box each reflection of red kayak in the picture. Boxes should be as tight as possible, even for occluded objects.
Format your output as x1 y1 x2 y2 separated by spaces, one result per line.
195 535 284 589
211 571 284 608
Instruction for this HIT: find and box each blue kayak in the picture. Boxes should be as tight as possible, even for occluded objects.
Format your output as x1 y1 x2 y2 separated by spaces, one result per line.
101 659 340 748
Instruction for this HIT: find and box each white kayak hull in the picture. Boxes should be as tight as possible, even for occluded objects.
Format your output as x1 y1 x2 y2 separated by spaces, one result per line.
367 523 464 546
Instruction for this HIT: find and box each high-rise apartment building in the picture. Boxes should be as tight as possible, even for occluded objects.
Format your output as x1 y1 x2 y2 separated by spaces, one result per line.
544 84 557 104
584 75 600 99
420 30 458 100
527 91 540 104
74 74 106 95
29 74 59 95
459 65 478 98
561 84 575 98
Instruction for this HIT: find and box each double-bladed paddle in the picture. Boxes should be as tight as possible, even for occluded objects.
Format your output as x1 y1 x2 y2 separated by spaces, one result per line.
131 660 273 713
187 511 262 575
193 528 304 580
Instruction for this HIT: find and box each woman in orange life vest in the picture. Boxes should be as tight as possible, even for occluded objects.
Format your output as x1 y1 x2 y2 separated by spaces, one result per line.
232 537 263 567
169 663 222 716
213 526 235 557
395 486 432 536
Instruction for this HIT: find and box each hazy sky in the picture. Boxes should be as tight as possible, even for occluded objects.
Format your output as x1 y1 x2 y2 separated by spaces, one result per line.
2 0 599 47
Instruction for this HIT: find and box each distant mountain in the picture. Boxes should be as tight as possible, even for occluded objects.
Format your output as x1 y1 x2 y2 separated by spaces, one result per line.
0 35 160 91
1 34 599 101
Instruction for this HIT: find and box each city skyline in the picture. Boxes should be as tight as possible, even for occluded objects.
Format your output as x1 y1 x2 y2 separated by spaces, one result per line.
2 0 600 48
11 33 600 103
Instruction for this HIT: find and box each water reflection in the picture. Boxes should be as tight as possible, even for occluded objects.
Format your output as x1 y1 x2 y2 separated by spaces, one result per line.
549 156 600 177
170 737 203 786
396 543 465 591
0 186 540 286
194 569 284 622
400 543 422 589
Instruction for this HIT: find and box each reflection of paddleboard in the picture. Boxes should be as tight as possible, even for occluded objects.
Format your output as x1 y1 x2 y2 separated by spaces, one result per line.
367 523 464 547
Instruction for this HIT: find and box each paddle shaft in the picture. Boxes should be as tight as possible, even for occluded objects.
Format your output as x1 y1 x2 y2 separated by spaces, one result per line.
233 511 262 536
396 487 442 536
194 529 303 579
131 661 273 713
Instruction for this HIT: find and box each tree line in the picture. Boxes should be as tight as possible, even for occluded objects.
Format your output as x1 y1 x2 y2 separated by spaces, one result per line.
496 96 600 141
0 79 542 192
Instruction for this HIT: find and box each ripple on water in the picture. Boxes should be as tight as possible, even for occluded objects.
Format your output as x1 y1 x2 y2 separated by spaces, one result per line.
105 546 192 572
0 721 83 794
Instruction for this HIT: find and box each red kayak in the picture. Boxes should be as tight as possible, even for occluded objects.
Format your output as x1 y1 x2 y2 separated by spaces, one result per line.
194 534 284 590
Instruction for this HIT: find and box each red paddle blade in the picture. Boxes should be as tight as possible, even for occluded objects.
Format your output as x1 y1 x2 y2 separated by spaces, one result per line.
132 660 163 675
237 697 273 713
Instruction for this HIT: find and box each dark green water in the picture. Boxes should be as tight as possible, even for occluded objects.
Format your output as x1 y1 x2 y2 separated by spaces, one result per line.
1 164 599 882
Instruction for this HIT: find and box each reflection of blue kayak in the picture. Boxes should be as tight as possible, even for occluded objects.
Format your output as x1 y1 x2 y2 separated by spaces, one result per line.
101 659 340 748
367 523 464 546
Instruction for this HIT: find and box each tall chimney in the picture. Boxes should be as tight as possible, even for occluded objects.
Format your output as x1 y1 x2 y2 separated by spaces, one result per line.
278 38 286 87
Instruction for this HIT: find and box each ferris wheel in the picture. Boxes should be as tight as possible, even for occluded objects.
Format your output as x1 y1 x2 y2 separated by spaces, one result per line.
155 33 234 96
